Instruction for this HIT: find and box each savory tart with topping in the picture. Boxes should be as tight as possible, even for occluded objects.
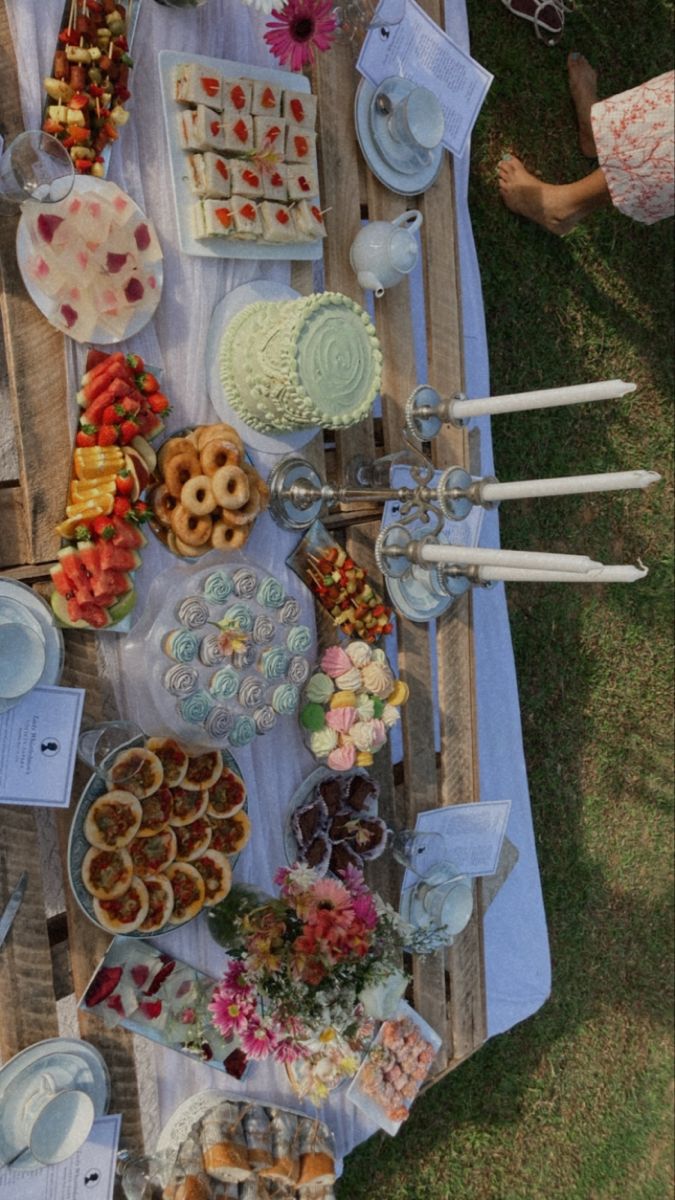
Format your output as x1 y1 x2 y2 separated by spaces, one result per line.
129 828 178 878
168 785 210 827
209 810 251 855
107 748 164 800
174 816 212 862
165 862 206 923
81 846 133 899
194 849 232 905
182 749 223 791
137 785 174 836
146 737 189 787
139 876 175 934
84 790 143 850
93 876 150 933
207 766 246 819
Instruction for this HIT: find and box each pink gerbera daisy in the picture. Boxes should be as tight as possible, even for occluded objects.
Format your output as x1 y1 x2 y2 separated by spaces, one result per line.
264 0 337 71
242 1020 278 1060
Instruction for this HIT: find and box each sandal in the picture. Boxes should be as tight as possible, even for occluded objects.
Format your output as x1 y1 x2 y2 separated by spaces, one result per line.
500 0 574 46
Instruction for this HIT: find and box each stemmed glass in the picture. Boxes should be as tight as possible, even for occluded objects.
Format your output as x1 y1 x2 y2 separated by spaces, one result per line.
0 132 74 205
78 720 145 786
116 1150 174 1200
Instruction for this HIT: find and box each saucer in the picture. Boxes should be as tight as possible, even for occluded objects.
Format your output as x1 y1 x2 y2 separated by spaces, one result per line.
386 569 453 623
399 872 473 948
0 579 64 714
0 1039 110 1171
355 77 443 198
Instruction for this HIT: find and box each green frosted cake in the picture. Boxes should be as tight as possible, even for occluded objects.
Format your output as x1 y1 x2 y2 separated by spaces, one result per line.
220 291 382 433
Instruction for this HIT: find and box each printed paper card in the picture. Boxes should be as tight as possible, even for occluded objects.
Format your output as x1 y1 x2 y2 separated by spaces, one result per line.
0 1115 121 1200
404 800 512 888
357 0 493 157
0 686 84 808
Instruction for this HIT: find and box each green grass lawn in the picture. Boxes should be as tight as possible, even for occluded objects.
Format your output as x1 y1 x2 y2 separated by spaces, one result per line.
337 2 674 1197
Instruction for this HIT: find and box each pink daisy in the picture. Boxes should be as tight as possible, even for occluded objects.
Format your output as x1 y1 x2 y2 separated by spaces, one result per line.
222 960 253 999
242 1020 278 1060
273 1038 307 1064
264 0 337 72
209 990 255 1039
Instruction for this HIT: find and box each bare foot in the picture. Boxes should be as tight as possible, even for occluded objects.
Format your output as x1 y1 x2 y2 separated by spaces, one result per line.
568 52 598 157
497 155 580 234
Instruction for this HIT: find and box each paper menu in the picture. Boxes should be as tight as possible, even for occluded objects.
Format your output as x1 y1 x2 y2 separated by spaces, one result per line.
357 0 493 157
0 686 84 807
0 1115 121 1200
402 801 512 892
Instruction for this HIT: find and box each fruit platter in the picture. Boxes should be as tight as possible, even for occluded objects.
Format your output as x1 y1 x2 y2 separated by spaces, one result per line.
50 348 169 631
288 519 394 643
68 732 250 936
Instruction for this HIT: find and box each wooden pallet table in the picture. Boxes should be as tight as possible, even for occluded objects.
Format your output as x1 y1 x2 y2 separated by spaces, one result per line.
0 0 490 1154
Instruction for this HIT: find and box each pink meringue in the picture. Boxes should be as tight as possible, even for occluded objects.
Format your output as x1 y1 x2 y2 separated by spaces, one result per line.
327 741 357 771
325 706 357 733
370 718 387 748
321 645 352 678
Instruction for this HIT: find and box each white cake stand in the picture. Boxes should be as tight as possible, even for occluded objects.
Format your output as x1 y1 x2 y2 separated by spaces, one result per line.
206 280 322 456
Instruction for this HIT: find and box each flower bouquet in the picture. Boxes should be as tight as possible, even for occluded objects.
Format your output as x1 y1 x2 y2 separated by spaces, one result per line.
209 865 410 1102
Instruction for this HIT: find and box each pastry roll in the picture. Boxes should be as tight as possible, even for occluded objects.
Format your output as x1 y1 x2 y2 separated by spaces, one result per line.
297 1119 336 1189
258 1109 300 1185
242 1105 273 1170
201 1102 251 1183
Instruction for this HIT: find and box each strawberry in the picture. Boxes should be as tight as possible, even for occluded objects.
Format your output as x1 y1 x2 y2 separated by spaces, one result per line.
270 172 283 188
210 119 221 138
130 500 150 523
261 86 276 109
126 353 144 373
233 119 248 144
113 495 131 518
91 515 116 540
294 135 309 158
137 372 159 395
102 404 123 424
276 210 290 225
240 203 256 221
200 75 219 98
73 525 92 543
147 391 170 414
265 125 282 145
311 205 324 224
119 418 140 445
76 427 97 448
290 98 305 123
230 85 246 110
242 169 260 187
215 207 232 229
298 175 310 192
216 160 229 181
115 470 134 497
97 425 119 447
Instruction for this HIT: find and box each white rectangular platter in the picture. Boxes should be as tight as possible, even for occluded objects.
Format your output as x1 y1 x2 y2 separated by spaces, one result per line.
159 49 324 261
346 1001 443 1136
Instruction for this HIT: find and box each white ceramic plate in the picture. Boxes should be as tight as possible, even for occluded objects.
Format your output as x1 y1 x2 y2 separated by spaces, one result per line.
206 279 321 455
159 49 324 261
346 1000 442 1136
284 764 378 873
354 77 443 198
16 176 163 345
0 1039 109 1171
0 579 64 714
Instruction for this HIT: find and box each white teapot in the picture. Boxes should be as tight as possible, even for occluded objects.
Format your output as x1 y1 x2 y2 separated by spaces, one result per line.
349 210 423 298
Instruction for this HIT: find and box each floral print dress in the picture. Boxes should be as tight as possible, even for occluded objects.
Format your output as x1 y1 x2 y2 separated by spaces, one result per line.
591 71 674 225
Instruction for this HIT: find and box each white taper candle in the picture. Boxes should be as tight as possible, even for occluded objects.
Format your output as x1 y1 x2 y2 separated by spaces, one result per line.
479 470 661 503
418 545 601 573
476 563 649 584
450 380 636 420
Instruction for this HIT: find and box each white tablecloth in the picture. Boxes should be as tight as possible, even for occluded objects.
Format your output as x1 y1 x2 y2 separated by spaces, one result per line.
9 0 550 1165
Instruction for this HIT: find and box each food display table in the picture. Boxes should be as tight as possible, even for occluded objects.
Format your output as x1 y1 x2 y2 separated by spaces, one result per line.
0 0 550 1171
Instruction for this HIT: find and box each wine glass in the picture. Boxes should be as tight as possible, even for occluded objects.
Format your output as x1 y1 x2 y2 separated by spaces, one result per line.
0 132 74 205
78 720 145 785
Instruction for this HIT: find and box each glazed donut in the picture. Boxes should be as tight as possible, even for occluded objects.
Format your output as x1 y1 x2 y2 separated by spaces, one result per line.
151 484 179 528
165 451 201 499
220 481 261 526
211 465 250 510
181 474 217 516
211 520 250 551
196 423 244 454
242 464 269 512
157 437 200 473
200 439 241 477
167 530 207 558
169 503 213 547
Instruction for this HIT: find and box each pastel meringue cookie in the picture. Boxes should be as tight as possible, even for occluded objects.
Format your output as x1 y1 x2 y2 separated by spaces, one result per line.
327 741 356 771
300 702 325 732
372 648 388 666
164 664 199 696
286 624 312 654
163 629 200 663
321 645 352 678
260 646 290 680
287 655 310 686
345 641 372 668
355 694 375 721
205 706 234 739
305 672 334 704
223 602 254 632
361 660 394 699
209 666 240 699
253 704 277 734
199 633 226 666
279 597 301 625
229 715 256 747
252 614 276 645
203 570 233 603
310 726 338 757
239 675 265 708
232 567 259 598
325 705 356 733
233 643 256 669
351 718 386 752
179 689 213 725
381 703 401 728
257 576 285 608
334 666 363 692
370 718 387 748
329 689 357 710
386 679 409 706
271 682 299 715
176 595 210 629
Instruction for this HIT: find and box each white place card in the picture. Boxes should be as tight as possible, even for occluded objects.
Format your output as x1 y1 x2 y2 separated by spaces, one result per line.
0 686 84 808
357 0 493 157
406 801 512 886
0 1115 121 1200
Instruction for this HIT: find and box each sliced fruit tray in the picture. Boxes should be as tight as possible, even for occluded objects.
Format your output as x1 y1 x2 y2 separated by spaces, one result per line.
50 347 170 631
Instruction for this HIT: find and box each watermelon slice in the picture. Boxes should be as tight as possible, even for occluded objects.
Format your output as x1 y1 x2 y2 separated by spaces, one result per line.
104 569 133 595
99 542 141 571
58 545 90 589
50 592 111 629
77 540 101 575
50 564 74 598
110 516 146 549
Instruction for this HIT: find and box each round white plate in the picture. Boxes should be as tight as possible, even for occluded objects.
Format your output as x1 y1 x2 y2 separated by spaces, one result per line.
206 280 321 456
0 1039 110 1171
0 579 64 714
284 764 378 872
16 176 163 345
355 78 443 198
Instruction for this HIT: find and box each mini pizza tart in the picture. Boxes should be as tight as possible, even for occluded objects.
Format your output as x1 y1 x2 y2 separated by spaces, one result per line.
209 810 251 856
129 828 177 878
168 786 210 827
139 876 175 934
174 815 212 862
182 750 223 791
84 790 143 850
194 849 232 905
145 738 189 787
207 767 246 820
81 846 133 899
165 862 206 924
93 876 149 934
107 748 164 800
137 785 174 836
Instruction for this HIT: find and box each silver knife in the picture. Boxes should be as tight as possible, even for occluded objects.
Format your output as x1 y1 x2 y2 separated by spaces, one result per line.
0 872 28 950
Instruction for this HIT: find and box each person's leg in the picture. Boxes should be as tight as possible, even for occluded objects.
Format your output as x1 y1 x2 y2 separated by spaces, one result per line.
497 156 612 234
567 51 598 156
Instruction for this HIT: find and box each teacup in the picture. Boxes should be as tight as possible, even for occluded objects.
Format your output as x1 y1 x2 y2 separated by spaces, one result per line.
0 622 45 701
21 1074 95 1166
387 86 444 160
